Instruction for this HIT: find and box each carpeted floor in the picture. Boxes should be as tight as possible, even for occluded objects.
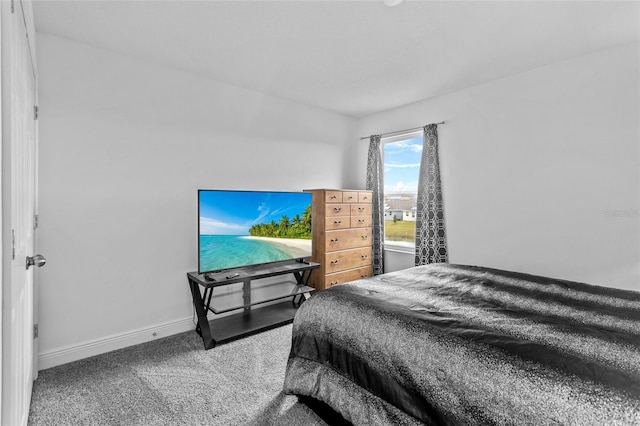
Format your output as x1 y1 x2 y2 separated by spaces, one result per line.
28 324 329 426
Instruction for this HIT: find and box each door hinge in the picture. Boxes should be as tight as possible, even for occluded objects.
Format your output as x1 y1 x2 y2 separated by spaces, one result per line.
34 105 39 120
11 0 14 14
12 229 16 260
34 214 39 229
34 324 39 339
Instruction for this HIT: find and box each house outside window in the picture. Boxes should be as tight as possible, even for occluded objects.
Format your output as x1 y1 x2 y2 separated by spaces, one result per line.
382 132 422 252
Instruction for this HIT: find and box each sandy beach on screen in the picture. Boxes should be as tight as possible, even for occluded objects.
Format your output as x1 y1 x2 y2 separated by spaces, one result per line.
242 236 312 254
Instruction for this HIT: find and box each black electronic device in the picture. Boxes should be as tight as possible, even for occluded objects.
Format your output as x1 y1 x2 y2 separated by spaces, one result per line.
198 190 313 274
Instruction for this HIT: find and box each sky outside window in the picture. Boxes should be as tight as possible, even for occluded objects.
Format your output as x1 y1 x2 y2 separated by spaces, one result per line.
383 137 422 193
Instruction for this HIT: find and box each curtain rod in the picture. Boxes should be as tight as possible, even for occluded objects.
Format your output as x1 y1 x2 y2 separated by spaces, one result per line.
359 121 445 140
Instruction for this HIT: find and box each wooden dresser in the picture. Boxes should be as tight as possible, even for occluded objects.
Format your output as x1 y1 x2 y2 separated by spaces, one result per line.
305 189 373 291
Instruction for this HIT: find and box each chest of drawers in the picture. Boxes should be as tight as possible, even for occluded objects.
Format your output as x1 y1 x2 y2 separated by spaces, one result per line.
305 189 373 291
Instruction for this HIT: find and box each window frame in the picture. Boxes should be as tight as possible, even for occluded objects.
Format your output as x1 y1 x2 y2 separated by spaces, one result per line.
381 130 423 254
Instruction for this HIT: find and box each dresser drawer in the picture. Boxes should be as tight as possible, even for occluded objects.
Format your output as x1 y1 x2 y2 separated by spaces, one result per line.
324 266 373 288
358 191 373 203
325 216 350 230
325 191 343 203
342 191 359 203
325 203 350 217
351 204 372 216
326 228 371 251
351 215 371 228
324 247 372 274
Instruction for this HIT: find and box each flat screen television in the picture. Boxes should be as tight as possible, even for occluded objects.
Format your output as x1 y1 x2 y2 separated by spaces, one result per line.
198 190 313 274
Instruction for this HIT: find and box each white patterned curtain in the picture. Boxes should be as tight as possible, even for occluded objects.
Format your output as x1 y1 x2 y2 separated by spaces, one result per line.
366 135 385 275
415 124 448 265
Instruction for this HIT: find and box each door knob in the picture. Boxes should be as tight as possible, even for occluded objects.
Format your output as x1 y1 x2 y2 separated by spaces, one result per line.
26 254 46 270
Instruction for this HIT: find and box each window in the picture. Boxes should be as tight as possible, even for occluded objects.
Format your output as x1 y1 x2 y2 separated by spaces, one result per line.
382 132 422 250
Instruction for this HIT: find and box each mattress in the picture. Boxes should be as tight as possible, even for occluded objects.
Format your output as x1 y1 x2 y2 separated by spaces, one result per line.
282 264 640 425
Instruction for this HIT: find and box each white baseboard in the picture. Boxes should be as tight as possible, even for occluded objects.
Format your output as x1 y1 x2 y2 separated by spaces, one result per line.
38 317 196 371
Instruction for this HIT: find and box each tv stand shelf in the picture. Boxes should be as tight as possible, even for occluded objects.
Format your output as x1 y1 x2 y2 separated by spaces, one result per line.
187 260 319 349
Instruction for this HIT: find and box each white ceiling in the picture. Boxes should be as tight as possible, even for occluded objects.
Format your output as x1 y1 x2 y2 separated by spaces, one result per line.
33 0 640 117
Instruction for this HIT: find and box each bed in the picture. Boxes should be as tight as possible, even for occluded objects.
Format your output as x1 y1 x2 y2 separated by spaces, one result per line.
282 263 640 425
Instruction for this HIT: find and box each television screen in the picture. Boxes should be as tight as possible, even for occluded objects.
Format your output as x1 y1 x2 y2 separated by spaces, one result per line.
198 190 313 273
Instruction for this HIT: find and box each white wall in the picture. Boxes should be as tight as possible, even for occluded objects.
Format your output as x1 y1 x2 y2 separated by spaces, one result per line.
36 34 356 368
347 43 640 292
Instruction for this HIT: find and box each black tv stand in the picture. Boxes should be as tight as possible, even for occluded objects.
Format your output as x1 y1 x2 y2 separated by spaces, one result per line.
187 260 319 349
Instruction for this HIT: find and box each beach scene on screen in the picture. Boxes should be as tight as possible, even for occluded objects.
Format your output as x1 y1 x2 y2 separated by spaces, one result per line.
199 191 312 272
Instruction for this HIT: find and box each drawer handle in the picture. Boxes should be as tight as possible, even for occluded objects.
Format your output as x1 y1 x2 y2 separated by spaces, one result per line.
334 207 342 212
361 274 369 278
334 220 342 225
358 207 365 212
330 260 339 265
361 235 368 239
330 281 339 286
363 196 368 200
347 196 354 200
358 219 365 223
330 238 339 243
330 195 337 199
361 255 368 259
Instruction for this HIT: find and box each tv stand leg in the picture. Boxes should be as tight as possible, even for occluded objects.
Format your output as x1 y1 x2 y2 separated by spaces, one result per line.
243 279 251 314
188 277 216 349
292 290 311 307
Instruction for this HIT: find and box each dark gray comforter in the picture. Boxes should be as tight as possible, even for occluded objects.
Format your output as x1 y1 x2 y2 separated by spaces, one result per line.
283 264 640 425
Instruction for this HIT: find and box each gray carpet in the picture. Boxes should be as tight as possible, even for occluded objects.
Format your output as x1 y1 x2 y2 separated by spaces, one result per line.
28 324 329 425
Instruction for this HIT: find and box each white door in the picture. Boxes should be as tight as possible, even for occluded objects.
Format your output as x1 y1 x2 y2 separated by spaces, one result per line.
1 0 41 424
